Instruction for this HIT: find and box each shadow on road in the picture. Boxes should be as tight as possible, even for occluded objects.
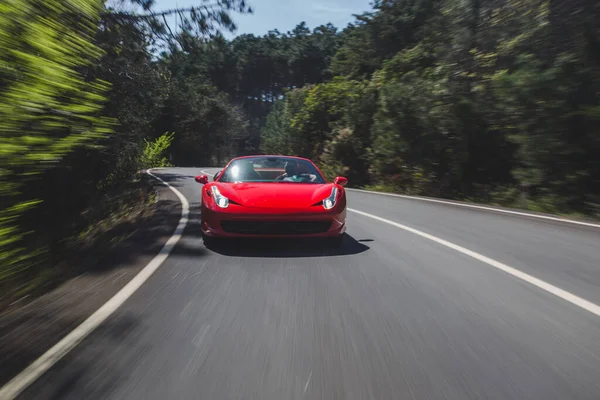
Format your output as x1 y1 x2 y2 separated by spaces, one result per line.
204 234 371 258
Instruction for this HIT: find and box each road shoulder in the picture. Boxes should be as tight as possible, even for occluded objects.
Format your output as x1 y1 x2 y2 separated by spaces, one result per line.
0 181 181 388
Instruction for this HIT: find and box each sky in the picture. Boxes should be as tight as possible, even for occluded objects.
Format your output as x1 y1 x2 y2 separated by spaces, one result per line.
153 0 373 37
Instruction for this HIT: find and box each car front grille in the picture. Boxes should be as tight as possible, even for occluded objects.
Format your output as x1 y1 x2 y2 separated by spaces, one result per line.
220 220 331 235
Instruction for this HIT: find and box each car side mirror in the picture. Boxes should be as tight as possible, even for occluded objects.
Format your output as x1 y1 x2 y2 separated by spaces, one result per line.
334 176 348 187
195 175 209 184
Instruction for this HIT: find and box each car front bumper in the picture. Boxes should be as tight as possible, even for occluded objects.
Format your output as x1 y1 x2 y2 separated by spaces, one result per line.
200 206 347 238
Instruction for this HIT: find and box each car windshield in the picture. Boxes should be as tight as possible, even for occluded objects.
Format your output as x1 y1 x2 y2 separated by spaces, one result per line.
218 156 326 184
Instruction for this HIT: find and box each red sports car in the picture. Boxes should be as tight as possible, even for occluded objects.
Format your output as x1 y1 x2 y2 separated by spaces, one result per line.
195 155 348 246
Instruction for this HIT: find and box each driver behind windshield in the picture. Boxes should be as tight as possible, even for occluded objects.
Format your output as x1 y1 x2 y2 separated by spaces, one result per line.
276 162 317 182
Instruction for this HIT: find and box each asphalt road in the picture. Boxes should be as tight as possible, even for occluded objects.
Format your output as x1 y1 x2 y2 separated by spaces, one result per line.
15 167 600 399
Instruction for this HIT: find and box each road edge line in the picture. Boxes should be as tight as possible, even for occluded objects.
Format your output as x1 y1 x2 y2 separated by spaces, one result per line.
348 208 600 318
346 188 600 229
0 169 189 400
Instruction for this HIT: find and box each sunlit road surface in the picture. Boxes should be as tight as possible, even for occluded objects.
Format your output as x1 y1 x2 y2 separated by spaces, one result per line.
16 168 600 399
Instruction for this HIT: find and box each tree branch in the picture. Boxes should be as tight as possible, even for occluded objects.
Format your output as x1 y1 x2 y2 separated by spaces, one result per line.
108 3 250 20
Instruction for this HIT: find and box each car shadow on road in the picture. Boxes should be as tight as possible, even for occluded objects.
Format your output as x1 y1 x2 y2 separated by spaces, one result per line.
204 234 371 258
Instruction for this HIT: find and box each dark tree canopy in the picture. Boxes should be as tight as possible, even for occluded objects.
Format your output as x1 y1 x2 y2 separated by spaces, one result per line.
262 0 600 213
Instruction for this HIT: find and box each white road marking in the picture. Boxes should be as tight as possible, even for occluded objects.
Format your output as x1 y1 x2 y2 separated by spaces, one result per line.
348 208 600 318
303 371 312 393
0 169 190 400
347 188 600 229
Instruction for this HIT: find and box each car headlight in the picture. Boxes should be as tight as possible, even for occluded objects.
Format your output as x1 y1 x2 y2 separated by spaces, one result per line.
211 186 229 208
323 187 338 210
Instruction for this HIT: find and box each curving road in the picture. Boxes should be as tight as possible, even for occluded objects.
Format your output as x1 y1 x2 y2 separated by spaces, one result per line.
13 167 600 399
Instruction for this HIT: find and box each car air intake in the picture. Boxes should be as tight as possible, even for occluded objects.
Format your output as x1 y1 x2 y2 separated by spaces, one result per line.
221 220 331 235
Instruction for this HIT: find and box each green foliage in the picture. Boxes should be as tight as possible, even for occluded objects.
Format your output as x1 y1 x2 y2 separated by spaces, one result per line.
0 0 111 294
260 87 311 156
261 0 600 215
0 0 255 305
261 99 294 155
139 132 175 168
261 78 376 184
319 127 360 181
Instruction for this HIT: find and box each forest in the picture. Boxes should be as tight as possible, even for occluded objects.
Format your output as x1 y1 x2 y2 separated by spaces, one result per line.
1 0 599 304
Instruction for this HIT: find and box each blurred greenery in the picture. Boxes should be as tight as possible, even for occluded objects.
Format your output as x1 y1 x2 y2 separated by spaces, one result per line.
1 0 599 305
0 0 253 306
0 0 111 299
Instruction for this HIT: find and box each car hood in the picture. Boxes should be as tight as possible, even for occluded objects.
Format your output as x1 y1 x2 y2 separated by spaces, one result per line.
214 182 336 208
